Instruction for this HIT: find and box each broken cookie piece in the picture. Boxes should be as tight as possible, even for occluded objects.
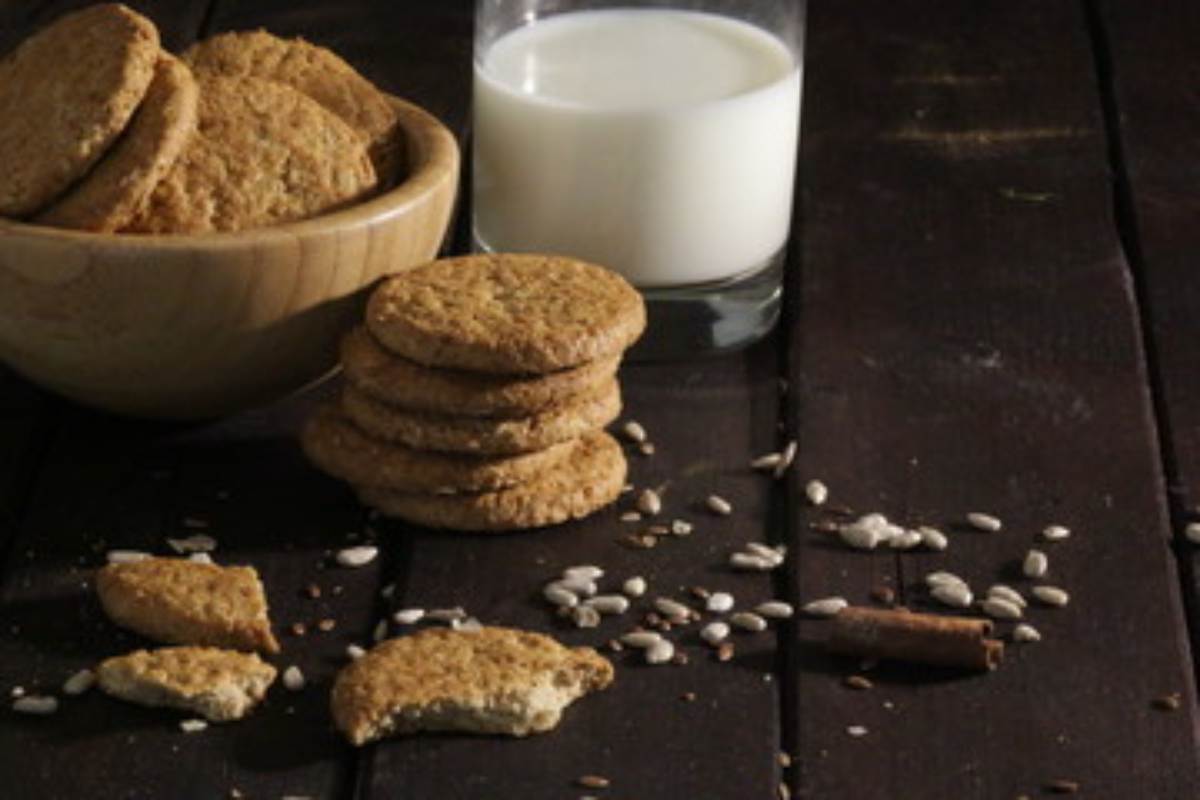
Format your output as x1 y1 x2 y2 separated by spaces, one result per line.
97 646 277 722
96 557 280 654
330 626 614 745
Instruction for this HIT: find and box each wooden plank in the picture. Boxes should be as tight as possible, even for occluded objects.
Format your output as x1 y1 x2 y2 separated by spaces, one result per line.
787 1 1199 797
362 346 787 799
1093 0 1200 664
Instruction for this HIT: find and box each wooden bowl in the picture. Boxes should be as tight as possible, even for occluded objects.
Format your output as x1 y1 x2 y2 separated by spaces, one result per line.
0 97 459 419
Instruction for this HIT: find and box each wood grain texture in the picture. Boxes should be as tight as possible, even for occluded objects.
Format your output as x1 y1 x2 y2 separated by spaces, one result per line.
360 345 787 799
1094 0 1200 673
786 1 1199 797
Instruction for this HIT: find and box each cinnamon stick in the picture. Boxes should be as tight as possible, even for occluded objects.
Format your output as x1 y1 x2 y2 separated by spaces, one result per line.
827 606 1003 671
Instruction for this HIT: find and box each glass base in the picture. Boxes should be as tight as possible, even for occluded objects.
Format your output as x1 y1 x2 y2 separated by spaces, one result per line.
470 233 783 361
627 250 783 361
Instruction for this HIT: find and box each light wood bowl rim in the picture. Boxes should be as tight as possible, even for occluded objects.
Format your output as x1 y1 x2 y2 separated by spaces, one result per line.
0 95 458 248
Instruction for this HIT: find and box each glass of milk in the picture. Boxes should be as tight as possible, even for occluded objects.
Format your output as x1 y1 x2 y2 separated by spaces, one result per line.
473 0 804 357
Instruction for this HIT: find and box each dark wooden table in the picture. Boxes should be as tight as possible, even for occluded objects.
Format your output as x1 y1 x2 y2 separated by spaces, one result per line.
3 1 1200 797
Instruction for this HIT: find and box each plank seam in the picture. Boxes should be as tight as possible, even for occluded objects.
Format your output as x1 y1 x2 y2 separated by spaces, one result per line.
1081 0 1200 688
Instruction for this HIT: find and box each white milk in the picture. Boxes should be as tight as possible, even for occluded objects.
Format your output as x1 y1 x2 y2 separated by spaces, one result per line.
473 8 802 288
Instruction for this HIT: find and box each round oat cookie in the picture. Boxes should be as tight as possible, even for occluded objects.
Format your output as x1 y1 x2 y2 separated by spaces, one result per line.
366 254 647 375
341 326 622 418
341 378 621 455
184 30 401 182
0 3 160 217
302 403 581 493
39 54 198 232
124 75 377 234
356 430 627 531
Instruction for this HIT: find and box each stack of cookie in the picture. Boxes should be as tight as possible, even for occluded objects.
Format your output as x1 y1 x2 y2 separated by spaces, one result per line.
303 253 647 531
0 4 397 233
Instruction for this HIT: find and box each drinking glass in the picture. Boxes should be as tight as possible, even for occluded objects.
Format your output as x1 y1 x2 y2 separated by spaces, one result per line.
472 0 805 358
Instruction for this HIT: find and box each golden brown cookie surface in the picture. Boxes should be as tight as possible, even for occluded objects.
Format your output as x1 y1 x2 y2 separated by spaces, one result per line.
38 54 198 232
366 254 646 374
125 75 377 233
183 29 401 181
341 378 621 455
97 646 276 722
341 326 622 417
96 557 280 654
331 626 613 745
302 403 582 492
356 430 626 531
0 3 160 217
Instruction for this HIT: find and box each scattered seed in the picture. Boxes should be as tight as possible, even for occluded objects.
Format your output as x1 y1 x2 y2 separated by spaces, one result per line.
746 542 787 563
637 488 662 516
607 639 623 653
373 619 389 642
1152 692 1182 712
654 597 692 621
730 611 768 632
701 621 730 645
846 725 869 738
585 594 630 615
622 420 647 443
706 494 733 516
62 669 95 696
645 523 671 537
393 608 425 625
987 584 1027 608
681 691 697 702
774 440 798 478
1046 779 1080 794
303 583 322 600
925 571 968 590
620 533 657 550
577 775 611 790
966 512 1002 532
456 617 482 633
805 479 828 507
730 552 776 571
543 584 579 608
620 631 663 649
1042 524 1071 541
802 596 848 618
981 597 1023 620
554 575 598 597
619 511 643 523
1031 585 1070 607
688 585 711 600
316 618 336 632
755 601 794 620
706 592 735 613
1185 523 1200 544
106 550 151 564
843 675 874 691
346 645 366 660
888 529 924 550
931 583 973 609
777 752 793 768
671 519 694 536
571 605 602 629
188 552 213 564
672 651 690 666
622 576 647 597
1023 549 1049 579
563 565 604 582
716 641 735 661
870 586 896 606
638 442 656 456
917 526 949 551
1013 624 1042 643
645 638 676 664
778 782 791 800
282 666 306 691
751 452 784 470
427 607 467 622
166 534 218 554
335 546 378 568
179 718 208 733
290 622 308 637
837 518 886 550
12 696 57 715
10 687 23 698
